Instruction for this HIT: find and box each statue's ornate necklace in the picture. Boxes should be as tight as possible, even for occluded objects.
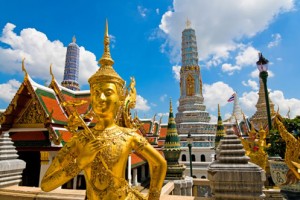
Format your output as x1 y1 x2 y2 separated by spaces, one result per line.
90 127 128 194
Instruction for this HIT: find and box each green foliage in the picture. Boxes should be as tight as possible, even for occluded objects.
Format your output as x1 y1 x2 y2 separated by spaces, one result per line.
283 116 300 138
266 116 300 159
266 129 286 158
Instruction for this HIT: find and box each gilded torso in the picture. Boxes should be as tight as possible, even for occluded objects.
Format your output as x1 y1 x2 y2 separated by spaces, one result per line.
75 126 146 200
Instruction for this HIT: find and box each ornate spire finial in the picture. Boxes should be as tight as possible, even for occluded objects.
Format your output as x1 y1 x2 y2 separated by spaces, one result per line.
22 58 28 77
72 36 76 43
170 98 173 113
186 18 191 28
50 64 54 80
218 104 220 116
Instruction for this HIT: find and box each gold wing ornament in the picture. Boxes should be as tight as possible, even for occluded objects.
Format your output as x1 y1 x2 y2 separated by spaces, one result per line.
118 77 141 129
273 114 300 182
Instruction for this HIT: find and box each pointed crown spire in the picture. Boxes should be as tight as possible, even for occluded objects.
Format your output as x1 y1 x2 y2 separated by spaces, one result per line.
218 104 220 116
99 19 114 66
88 20 125 89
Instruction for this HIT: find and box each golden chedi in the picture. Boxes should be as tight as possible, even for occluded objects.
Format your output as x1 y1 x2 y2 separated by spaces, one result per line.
41 21 167 200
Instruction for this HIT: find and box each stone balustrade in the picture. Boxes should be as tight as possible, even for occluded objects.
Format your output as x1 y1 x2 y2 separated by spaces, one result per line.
0 178 284 200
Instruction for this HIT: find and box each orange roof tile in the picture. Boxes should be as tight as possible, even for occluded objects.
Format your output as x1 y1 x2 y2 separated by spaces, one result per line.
141 122 151 133
131 152 146 168
41 96 68 123
59 130 72 143
159 126 167 138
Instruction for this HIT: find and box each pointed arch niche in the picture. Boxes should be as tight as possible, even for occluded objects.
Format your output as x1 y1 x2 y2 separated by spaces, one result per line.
186 74 195 96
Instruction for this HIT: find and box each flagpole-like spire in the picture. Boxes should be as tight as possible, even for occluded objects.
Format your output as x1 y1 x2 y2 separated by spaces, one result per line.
99 19 114 67
170 98 173 113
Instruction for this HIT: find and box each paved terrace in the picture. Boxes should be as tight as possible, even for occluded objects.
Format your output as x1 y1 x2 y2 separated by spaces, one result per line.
0 179 282 200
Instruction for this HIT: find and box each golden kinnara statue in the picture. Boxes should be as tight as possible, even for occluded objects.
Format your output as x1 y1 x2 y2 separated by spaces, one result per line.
240 123 268 171
41 21 167 200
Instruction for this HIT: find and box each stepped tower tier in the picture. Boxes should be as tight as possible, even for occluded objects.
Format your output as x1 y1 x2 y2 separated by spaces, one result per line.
175 20 216 179
250 78 275 130
61 36 80 91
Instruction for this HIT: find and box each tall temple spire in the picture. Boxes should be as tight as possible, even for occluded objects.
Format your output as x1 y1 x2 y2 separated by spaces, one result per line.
175 21 215 178
61 36 80 91
250 77 275 129
225 93 244 123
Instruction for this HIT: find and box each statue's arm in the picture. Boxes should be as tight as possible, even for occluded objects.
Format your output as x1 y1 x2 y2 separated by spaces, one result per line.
41 138 81 192
132 134 167 200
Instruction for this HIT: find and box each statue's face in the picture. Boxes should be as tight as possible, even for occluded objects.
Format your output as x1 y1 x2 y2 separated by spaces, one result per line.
91 83 120 119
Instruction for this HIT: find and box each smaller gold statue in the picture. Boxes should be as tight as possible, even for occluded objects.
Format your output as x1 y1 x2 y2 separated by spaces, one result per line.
240 123 268 171
41 21 167 200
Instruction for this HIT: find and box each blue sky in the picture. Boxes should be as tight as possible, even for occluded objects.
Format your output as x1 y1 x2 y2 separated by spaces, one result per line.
0 0 300 123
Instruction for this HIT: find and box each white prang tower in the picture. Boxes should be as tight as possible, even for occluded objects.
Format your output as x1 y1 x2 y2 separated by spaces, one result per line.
175 20 216 178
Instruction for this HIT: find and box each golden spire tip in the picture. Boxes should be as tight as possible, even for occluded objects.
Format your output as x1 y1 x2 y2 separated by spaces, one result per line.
50 64 54 80
169 98 173 113
105 19 108 36
21 57 28 76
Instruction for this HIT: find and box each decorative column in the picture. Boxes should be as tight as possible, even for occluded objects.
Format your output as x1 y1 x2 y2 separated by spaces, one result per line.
128 154 132 186
132 168 138 186
0 131 26 187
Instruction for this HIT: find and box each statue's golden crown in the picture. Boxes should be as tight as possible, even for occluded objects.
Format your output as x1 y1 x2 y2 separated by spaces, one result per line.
88 20 125 88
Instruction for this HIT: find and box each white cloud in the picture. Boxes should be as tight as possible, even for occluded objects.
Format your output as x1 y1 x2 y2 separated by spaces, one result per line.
172 65 181 81
135 94 150 111
137 6 148 18
0 23 98 87
221 63 241 75
210 114 217 123
109 34 116 48
239 89 300 119
250 69 274 78
203 81 235 112
156 8 160 15
242 79 258 90
270 90 300 118
235 46 259 67
268 33 282 48
239 91 259 116
0 79 21 103
160 94 168 102
224 112 232 120
159 0 294 64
